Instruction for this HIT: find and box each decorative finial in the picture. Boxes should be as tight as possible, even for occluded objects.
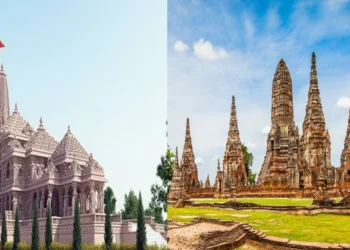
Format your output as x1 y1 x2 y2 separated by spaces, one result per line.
0 64 3 71
13 103 19 115
186 118 191 136
217 158 220 171
38 117 45 130
311 52 317 80
68 125 71 132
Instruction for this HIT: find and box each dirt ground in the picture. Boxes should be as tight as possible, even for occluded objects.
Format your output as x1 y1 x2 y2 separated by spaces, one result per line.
167 222 236 250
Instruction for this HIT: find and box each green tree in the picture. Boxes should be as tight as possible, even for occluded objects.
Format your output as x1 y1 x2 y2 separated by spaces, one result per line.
241 143 256 183
148 148 175 216
72 200 82 250
104 186 117 214
1 205 7 250
104 202 112 250
121 190 138 220
13 206 20 250
45 204 52 250
31 200 39 250
136 192 147 250
145 185 164 224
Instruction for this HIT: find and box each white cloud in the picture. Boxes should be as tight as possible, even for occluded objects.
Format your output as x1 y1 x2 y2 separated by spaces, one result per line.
193 39 228 60
195 157 205 165
261 126 271 134
174 40 189 52
337 97 350 109
246 142 257 149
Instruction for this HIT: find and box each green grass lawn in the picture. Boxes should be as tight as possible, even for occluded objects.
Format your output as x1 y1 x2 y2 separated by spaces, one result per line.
168 206 350 244
193 198 342 206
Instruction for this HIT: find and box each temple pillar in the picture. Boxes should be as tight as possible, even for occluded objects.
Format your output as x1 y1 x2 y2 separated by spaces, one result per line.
64 194 68 216
90 190 94 213
72 186 77 215
59 194 64 216
40 193 44 218
81 193 86 214
12 196 17 217
47 189 52 210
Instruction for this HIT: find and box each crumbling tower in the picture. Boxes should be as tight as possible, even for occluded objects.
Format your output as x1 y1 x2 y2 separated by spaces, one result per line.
204 174 211 188
214 159 224 197
258 59 299 188
168 147 186 200
340 110 350 189
0 64 10 127
222 96 247 191
298 52 334 191
180 118 200 190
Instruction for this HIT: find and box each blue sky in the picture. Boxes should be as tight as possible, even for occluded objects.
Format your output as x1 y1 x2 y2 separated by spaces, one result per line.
168 0 350 184
0 1 167 211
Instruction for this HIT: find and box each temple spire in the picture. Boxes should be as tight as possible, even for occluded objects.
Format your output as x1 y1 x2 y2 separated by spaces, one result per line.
174 146 179 168
302 52 325 131
311 52 317 80
227 96 241 143
0 63 10 126
38 117 45 131
181 117 200 188
183 118 194 153
271 59 294 125
217 158 220 171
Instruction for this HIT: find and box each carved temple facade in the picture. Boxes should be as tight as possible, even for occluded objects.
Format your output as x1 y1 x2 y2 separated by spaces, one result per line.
168 52 350 200
0 64 166 244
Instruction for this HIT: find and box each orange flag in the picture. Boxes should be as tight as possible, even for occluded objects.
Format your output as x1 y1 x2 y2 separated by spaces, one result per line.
0 40 4 48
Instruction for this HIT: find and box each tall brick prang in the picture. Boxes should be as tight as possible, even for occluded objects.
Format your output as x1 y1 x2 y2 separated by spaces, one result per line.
222 96 247 193
298 52 334 192
257 59 299 188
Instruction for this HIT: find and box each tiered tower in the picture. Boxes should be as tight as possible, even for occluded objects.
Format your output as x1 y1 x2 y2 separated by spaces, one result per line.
298 52 334 191
204 174 211 188
0 64 10 127
180 118 200 190
222 96 247 191
214 159 224 196
258 59 299 188
168 147 186 200
340 110 350 189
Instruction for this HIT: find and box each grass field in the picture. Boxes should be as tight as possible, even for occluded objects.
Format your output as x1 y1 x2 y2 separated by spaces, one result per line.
168 206 350 243
193 198 342 206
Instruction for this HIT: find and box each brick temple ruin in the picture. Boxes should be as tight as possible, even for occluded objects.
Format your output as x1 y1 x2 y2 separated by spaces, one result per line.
169 52 350 200
0 64 166 244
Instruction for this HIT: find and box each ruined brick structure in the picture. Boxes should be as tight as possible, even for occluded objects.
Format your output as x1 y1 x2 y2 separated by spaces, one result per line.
257 59 299 189
214 159 224 196
180 118 200 190
169 52 349 200
168 147 187 200
204 174 211 188
298 53 335 195
0 64 165 244
340 110 350 189
222 96 247 193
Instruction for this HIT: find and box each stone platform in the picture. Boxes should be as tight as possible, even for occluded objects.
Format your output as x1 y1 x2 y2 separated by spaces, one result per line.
0 212 166 245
